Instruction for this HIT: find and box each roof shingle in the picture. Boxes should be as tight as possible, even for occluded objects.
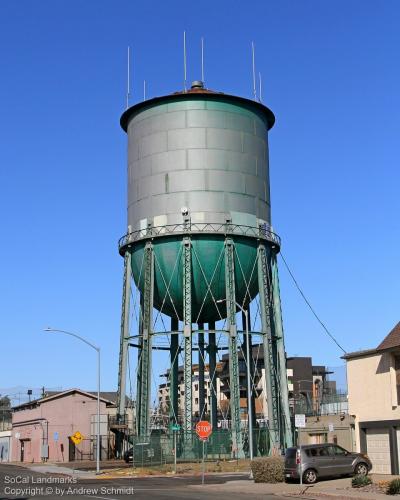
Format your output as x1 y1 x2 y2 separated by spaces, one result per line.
377 322 400 351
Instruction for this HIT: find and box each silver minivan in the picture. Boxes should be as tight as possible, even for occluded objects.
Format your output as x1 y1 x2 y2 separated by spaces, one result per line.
284 444 372 484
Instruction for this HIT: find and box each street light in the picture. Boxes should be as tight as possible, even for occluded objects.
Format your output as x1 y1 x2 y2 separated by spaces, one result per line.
44 327 101 474
216 299 254 463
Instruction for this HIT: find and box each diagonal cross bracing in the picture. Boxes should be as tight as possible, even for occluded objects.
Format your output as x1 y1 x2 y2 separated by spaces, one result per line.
224 237 243 458
182 237 193 442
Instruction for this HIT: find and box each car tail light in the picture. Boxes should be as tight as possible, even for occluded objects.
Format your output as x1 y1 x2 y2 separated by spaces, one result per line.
296 450 301 464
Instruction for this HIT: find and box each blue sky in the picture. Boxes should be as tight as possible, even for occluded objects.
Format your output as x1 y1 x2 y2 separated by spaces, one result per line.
1 1 399 400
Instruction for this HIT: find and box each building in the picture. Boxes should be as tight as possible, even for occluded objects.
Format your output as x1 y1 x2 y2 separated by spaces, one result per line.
286 357 336 416
0 431 12 462
11 389 134 463
344 322 400 474
158 363 225 424
297 414 355 451
218 348 338 421
157 348 339 427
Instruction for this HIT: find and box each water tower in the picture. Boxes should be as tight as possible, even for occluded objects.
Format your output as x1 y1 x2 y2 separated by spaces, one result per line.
116 81 293 456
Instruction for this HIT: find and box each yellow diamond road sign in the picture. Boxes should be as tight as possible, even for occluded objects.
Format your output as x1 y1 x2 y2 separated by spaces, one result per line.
71 431 83 445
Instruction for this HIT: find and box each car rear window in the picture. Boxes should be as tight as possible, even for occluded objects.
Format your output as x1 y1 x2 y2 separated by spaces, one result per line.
285 448 297 459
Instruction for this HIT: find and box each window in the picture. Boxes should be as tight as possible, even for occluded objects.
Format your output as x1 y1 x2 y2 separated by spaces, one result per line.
395 355 400 404
285 449 296 459
195 398 198 405
330 445 347 456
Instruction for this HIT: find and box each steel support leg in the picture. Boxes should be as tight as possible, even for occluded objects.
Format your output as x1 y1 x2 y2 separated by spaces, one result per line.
137 242 154 438
258 243 280 452
170 317 179 425
270 253 293 448
242 310 256 449
208 321 218 430
225 238 243 458
116 251 131 456
183 237 193 448
198 323 205 419
136 294 143 436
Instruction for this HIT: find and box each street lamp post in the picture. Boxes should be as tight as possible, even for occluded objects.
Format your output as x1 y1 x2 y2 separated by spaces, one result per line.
44 327 101 474
217 299 254 463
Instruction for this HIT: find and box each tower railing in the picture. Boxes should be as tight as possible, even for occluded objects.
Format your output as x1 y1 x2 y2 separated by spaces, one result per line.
119 222 281 253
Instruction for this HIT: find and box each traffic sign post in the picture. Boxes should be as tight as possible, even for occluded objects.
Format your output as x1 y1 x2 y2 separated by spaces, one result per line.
202 439 206 485
195 421 212 485
295 415 306 486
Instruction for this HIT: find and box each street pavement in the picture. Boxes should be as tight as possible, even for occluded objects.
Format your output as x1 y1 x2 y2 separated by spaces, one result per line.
0 464 287 500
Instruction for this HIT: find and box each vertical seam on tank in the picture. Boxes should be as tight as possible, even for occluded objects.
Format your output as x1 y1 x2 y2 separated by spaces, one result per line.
165 173 169 194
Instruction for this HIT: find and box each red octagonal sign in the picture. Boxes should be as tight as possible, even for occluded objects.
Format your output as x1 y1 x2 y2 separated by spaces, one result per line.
196 421 212 440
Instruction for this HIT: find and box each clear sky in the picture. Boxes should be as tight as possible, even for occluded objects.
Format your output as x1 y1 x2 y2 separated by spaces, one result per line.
1 1 399 401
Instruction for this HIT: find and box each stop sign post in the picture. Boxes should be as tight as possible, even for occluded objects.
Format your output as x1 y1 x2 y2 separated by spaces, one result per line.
195 421 212 484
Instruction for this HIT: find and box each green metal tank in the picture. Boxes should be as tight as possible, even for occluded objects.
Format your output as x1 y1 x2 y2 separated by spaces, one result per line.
119 83 277 322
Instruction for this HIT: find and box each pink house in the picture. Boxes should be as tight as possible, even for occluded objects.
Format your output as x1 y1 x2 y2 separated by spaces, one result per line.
11 389 114 463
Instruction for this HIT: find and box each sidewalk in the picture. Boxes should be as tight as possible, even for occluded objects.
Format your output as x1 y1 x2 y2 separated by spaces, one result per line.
7 461 98 479
190 476 393 498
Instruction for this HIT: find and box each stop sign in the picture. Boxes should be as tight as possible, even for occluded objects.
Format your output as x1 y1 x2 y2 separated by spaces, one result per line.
196 421 212 440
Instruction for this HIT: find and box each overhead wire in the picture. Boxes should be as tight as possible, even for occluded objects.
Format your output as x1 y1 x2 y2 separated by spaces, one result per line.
279 252 347 354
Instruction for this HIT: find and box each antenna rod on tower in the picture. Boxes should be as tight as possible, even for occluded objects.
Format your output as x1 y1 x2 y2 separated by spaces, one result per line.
252 41 257 101
183 31 187 91
126 46 131 109
201 36 205 84
259 72 262 102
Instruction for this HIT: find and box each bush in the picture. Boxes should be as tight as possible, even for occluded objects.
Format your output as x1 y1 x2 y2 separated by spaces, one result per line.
250 456 284 483
351 475 372 488
387 478 400 495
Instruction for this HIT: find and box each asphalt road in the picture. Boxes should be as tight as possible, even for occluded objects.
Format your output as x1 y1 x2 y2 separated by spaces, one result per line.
0 463 286 500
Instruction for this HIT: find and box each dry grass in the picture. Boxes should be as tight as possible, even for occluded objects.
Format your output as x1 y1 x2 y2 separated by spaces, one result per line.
98 459 251 478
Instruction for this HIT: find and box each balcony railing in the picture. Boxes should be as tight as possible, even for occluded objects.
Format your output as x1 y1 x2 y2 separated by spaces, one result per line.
119 222 281 252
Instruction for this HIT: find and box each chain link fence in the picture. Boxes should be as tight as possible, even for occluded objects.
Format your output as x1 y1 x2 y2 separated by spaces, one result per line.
125 428 271 467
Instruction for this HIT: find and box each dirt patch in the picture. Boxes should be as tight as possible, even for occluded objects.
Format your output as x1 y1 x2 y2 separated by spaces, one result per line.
98 459 251 478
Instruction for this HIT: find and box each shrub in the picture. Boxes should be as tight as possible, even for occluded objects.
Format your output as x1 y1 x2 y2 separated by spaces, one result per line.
387 478 400 495
250 456 284 483
351 475 372 488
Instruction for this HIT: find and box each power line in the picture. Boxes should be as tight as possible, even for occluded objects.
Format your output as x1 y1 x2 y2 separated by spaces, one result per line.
279 252 347 354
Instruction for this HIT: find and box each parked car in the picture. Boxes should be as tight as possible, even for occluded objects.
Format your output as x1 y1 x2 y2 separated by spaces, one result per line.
284 443 372 484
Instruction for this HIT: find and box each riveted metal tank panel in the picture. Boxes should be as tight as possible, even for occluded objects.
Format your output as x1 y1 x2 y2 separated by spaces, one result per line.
122 94 274 232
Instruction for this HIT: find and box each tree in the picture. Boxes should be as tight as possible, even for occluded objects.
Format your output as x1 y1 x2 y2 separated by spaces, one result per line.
0 396 12 430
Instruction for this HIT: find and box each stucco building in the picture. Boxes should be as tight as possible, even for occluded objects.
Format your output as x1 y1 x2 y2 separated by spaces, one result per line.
11 389 134 463
344 322 400 474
